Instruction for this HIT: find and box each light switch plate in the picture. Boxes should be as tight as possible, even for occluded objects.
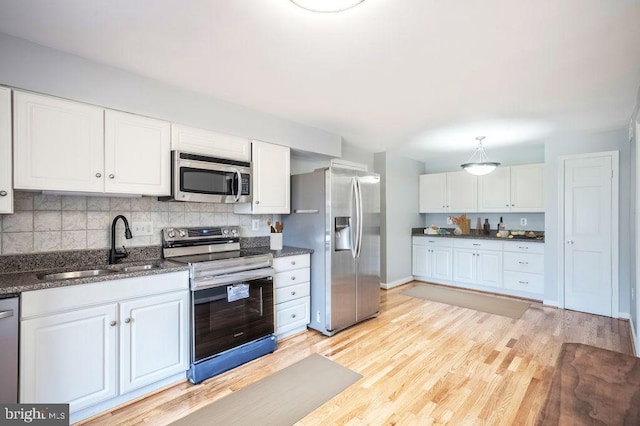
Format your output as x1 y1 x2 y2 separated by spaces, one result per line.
131 221 153 236
252 219 260 231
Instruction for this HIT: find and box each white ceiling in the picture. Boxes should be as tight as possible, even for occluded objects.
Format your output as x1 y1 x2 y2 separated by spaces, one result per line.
0 0 639 162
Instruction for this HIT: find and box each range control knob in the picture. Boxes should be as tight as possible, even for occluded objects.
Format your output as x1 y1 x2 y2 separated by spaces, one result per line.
231 228 238 236
178 229 187 238
222 228 229 235
167 229 176 238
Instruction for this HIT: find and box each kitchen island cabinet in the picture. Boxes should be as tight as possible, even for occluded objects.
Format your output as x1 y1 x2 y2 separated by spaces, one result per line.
14 91 170 196
20 271 189 423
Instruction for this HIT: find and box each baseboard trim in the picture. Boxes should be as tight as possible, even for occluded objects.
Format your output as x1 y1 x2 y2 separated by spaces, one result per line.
380 276 414 290
543 299 559 307
618 312 631 320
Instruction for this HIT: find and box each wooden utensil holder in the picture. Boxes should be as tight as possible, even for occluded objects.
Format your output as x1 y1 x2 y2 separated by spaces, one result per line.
459 219 471 235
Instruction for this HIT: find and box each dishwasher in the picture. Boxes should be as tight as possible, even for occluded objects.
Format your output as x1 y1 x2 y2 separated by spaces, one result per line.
0 295 18 403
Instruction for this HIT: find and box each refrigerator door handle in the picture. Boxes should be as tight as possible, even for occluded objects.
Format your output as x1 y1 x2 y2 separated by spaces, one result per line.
355 177 363 258
350 178 358 259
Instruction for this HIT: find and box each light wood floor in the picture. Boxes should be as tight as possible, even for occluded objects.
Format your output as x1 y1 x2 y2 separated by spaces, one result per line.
79 282 633 425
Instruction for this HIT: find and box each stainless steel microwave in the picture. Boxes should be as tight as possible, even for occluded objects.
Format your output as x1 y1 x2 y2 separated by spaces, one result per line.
161 151 251 203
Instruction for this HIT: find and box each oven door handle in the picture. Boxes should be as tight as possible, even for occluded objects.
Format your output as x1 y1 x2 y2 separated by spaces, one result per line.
192 267 275 290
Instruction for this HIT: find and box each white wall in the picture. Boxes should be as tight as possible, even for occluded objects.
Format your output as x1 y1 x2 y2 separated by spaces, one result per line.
543 128 631 316
374 152 424 287
0 32 341 157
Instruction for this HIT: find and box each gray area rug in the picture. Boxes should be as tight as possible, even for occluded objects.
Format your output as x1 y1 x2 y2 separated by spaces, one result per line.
170 354 362 426
403 284 529 319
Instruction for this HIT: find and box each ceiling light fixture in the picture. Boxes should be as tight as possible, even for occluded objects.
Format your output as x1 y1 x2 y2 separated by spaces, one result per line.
290 0 365 13
460 136 500 176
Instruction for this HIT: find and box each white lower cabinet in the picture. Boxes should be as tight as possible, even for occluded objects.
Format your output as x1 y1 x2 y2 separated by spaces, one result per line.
412 237 453 281
413 236 544 298
20 271 189 421
453 239 503 288
503 241 545 294
20 303 118 413
273 254 310 339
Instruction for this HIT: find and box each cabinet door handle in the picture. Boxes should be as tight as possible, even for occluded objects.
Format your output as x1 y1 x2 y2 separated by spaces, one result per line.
506 204 509 207
124 318 132 324
473 243 481 246
255 200 260 205
0 191 7 197
567 240 574 245
518 281 529 285
95 172 102 178
291 261 296 265
511 204 515 207
291 313 297 319
110 321 117 327
291 291 296 296
109 174 115 179
518 261 529 265
518 246 528 250
291 276 296 281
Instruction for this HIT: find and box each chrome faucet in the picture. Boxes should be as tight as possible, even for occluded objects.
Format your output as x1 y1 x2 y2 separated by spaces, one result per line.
109 215 133 264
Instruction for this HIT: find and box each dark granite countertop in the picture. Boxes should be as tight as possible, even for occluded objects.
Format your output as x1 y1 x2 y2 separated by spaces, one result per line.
411 228 545 243
0 244 313 296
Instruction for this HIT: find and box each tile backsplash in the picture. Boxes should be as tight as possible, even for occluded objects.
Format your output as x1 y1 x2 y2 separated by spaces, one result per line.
0 191 274 255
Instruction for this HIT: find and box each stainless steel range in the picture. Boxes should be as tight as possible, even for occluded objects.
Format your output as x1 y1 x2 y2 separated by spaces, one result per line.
162 226 277 384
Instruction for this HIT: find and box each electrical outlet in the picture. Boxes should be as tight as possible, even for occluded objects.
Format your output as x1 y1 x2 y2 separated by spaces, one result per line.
632 288 635 300
251 219 260 231
520 218 527 226
316 310 321 323
131 221 153 236
446 217 453 225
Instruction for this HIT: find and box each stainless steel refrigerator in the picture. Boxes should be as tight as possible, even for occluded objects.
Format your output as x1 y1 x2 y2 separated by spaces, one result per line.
282 167 380 336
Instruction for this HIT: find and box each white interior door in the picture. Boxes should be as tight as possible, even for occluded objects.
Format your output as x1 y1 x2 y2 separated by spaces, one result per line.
564 155 613 317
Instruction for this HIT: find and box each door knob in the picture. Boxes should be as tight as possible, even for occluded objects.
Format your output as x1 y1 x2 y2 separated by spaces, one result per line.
567 240 574 245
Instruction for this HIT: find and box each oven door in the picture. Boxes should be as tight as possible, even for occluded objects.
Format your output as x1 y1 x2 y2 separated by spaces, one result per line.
174 151 251 203
192 276 274 363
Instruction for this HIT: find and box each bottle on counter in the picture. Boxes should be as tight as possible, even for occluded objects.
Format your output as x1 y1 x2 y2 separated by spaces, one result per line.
483 218 490 235
476 217 482 235
498 216 505 232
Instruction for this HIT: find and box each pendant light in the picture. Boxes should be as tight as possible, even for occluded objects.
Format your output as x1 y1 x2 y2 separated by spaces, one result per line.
460 136 500 176
290 0 365 13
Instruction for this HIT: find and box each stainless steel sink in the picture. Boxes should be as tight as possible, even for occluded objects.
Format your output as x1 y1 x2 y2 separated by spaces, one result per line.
37 269 119 281
118 262 164 273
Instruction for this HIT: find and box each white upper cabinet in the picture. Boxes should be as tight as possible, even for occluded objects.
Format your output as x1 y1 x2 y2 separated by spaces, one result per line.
477 167 511 212
0 87 12 213
171 123 250 162
235 140 290 214
510 164 544 212
478 164 544 213
13 91 171 196
419 171 477 213
104 110 171 195
14 91 104 192
419 173 446 212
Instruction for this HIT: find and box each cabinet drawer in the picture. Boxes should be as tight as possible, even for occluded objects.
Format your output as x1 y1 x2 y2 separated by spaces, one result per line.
503 252 544 274
275 282 310 304
503 241 544 254
276 296 310 331
503 271 544 294
274 268 310 288
273 254 310 272
412 236 454 247
453 239 503 251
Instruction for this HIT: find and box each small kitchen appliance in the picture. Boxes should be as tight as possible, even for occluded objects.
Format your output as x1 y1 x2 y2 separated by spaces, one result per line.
162 226 276 384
